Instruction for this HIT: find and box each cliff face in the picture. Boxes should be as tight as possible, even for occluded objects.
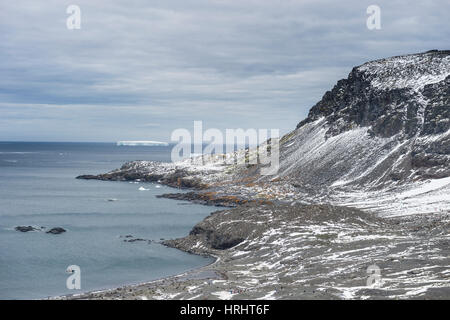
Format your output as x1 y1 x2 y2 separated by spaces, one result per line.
298 50 450 137
272 50 450 189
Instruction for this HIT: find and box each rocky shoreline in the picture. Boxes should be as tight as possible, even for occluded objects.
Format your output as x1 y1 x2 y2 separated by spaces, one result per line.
69 157 450 299
67 51 450 300
59 201 449 300
70 141 449 300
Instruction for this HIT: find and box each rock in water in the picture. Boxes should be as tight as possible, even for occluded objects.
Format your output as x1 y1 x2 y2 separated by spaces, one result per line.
15 226 38 232
46 227 66 234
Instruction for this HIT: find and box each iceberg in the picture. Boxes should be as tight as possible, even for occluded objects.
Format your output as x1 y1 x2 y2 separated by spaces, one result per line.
116 141 169 146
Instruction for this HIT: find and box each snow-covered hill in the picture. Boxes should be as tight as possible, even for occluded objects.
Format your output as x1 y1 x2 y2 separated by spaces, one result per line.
251 50 450 216
277 50 450 186
79 50 450 217
76 51 450 300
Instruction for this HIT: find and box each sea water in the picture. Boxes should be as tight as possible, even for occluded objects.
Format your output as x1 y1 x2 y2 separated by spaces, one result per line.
0 142 214 299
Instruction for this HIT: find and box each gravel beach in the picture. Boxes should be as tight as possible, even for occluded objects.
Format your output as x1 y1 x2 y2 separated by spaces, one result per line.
61 203 449 300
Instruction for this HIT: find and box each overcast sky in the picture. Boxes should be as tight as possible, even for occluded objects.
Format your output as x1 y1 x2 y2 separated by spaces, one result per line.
0 0 448 142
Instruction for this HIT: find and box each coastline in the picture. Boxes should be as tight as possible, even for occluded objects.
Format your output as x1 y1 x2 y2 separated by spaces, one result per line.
53 186 224 300
2 0 449 302
54 253 222 300
58 199 450 300
69 153 450 300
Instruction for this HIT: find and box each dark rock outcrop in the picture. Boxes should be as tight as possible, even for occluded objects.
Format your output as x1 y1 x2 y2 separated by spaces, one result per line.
46 227 66 235
189 225 245 250
77 162 208 189
15 226 67 234
297 51 450 139
15 226 39 232
157 192 272 207
157 192 240 207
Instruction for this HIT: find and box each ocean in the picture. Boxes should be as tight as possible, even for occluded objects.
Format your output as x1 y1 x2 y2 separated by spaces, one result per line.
0 142 214 299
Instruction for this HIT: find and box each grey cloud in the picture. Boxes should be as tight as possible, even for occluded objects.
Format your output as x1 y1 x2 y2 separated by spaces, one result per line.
0 0 449 141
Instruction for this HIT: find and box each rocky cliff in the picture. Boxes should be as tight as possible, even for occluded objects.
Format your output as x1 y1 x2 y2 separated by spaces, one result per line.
270 50 450 189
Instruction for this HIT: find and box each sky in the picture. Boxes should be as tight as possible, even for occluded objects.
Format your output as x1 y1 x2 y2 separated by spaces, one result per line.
0 0 449 142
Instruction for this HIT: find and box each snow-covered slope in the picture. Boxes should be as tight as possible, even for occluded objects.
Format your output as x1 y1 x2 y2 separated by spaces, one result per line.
268 51 450 190
79 51 450 217
74 51 450 300
358 50 450 91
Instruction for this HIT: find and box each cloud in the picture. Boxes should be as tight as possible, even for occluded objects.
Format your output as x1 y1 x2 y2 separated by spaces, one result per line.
0 0 449 141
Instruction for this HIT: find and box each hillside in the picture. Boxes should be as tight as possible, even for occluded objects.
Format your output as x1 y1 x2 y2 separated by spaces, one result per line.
273 50 450 188
75 51 450 300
